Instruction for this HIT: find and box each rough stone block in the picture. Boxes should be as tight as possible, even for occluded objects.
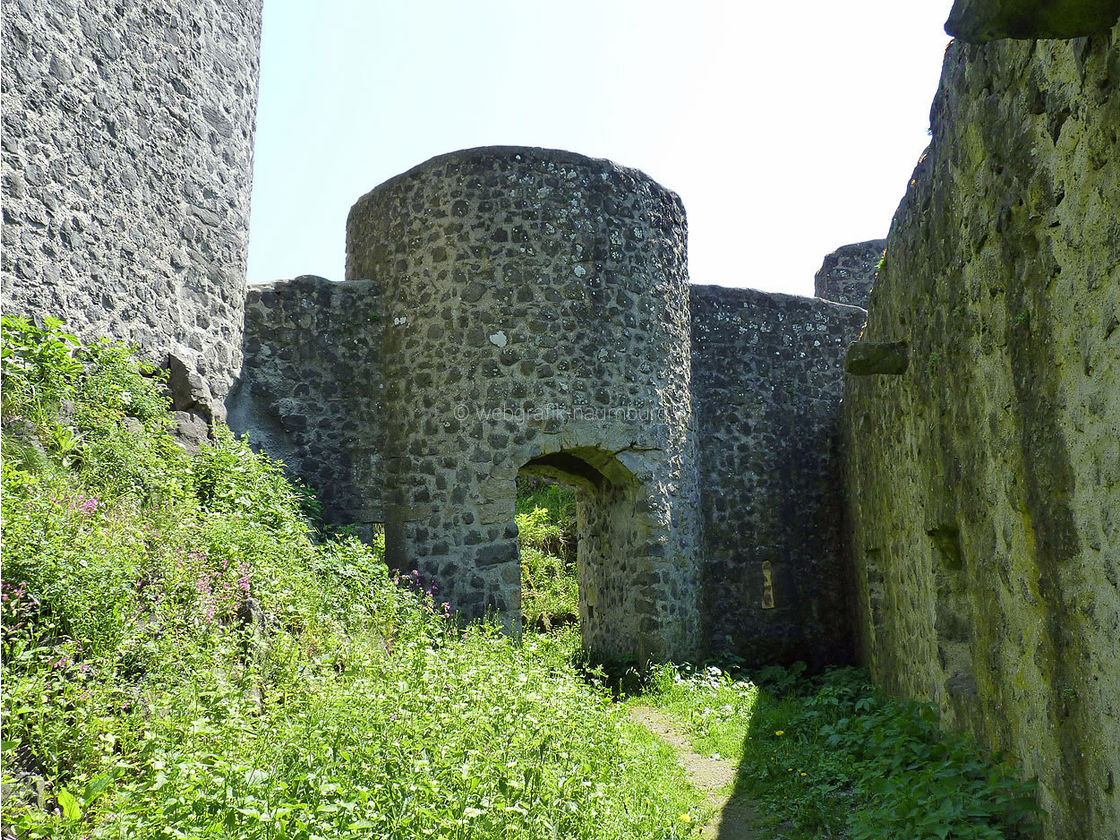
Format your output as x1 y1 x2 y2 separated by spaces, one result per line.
845 341 909 375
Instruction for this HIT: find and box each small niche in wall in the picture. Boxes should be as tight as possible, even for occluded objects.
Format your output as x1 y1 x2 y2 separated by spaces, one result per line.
927 525 964 570
761 561 776 609
865 548 885 628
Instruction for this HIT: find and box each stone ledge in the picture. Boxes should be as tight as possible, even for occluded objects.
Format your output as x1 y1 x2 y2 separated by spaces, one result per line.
845 341 909 376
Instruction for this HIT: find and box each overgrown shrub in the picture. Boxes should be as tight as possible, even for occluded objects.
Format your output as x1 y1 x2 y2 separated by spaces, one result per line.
515 479 579 630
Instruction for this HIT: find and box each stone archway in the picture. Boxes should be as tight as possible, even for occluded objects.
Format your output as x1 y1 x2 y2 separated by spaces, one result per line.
519 447 654 660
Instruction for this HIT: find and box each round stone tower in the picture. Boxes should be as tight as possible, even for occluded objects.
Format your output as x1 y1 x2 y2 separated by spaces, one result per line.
346 146 701 661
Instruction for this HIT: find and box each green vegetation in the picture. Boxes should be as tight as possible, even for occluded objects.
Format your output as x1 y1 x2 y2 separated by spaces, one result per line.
515 477 579 632
0 315 1042 839
0 316 702 839
639 663 1040 840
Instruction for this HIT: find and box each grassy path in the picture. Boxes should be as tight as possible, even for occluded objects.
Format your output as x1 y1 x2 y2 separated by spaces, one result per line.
628 705 759 840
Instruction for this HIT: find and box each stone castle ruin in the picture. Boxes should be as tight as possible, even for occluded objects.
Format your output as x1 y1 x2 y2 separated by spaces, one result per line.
228 146 870 663
2 1 1117 836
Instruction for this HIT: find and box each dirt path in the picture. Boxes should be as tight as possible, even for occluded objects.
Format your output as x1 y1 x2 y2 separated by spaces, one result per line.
628 705 759 840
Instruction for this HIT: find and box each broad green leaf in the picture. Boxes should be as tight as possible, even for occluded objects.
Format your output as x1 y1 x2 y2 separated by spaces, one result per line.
57 787 82 820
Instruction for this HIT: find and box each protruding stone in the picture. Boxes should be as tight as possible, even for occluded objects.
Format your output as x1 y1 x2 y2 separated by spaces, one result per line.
172 410 209 454
167 352 216 414
845 341 909 375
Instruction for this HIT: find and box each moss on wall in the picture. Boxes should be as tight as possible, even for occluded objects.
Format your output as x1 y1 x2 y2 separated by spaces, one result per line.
844 23 1120 840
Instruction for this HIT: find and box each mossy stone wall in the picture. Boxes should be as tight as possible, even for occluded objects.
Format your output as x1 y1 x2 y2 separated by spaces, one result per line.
844 24 1120 839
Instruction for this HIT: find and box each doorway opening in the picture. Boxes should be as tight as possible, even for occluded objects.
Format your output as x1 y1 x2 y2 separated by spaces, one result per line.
515 446 651 660
516 474 578 633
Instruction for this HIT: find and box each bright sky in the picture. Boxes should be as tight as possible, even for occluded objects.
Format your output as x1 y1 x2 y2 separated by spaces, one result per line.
246 1 951 295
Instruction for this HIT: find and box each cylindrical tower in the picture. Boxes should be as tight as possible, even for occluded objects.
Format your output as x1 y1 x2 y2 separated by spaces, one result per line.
347 146 701 660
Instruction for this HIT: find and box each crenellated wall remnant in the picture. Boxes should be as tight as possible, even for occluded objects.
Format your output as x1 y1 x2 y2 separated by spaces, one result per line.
813 239 885 309
844 17 1120 839
226 275 385 530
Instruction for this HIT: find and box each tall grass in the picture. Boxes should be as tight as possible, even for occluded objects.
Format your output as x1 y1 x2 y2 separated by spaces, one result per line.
0 316 703 839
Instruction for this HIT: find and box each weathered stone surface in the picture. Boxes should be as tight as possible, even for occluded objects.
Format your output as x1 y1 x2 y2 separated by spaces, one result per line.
814 239 884 308
172 410 210 455
346 147 703 662
946 0 1120 41
167 351 226 425
228 275 384 528
845 341 909 376
0 0 263 410
691 286 866 666
844 23 1120 840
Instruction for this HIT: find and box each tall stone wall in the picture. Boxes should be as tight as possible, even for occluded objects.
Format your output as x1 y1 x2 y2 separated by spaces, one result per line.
226 275 384 530
844 21 1120 839
1 0 263 410
691 286 866 665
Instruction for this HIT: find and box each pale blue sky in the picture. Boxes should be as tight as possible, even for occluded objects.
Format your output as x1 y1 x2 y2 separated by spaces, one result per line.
247 1 951 295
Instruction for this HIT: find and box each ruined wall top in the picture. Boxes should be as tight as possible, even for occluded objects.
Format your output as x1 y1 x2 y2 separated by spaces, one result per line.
813 239 884 309
946 0 1120 41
